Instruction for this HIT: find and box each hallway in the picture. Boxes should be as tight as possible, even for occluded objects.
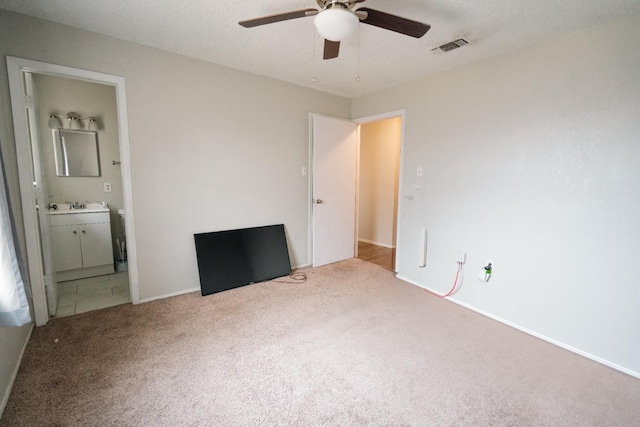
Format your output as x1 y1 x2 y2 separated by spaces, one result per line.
357 241 395 271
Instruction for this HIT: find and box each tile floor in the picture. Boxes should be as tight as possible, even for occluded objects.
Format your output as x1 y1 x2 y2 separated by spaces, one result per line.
55 271 131 318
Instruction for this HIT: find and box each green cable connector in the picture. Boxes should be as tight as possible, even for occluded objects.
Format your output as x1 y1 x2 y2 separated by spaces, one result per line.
484 263 492 274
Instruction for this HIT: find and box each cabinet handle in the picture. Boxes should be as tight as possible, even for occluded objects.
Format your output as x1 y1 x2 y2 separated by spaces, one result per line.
73 230 77 234
81 230 86 234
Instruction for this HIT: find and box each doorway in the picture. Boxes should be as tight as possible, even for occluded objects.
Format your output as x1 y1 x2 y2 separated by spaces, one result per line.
309 111 404 272
32 73 129 317
356 117 402 271
6 56 138 326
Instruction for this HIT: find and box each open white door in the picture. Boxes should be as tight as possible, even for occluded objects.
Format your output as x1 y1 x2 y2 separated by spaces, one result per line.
311 114 358 267
7 62 50 325
24 73 58 316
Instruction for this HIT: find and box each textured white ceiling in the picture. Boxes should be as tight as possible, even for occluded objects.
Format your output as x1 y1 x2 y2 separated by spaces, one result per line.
2 0 639 98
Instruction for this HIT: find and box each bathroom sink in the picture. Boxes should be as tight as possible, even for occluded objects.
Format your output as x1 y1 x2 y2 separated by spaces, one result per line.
85 201 107 210
48 201 109 215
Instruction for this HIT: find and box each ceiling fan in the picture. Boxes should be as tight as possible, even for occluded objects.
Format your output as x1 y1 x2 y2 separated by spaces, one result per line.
239 0 431 60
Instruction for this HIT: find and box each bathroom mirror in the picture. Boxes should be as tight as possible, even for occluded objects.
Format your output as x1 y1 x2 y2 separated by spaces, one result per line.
52 129 101 177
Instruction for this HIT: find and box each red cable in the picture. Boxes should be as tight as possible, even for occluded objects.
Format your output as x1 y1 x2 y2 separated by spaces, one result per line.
423 261 462 298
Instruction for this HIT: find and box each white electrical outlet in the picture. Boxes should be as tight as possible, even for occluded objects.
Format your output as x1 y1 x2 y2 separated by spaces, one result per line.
456 251 466 263
104 182 112 192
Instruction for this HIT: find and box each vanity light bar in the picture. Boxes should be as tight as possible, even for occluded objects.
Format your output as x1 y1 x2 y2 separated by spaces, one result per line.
48 112 100 131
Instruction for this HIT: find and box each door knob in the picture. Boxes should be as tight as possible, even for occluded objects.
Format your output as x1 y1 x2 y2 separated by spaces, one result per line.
314 199 323 204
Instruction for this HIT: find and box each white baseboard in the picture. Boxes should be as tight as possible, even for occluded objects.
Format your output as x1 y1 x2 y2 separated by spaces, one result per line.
138 287 200 304
0 324 33 418
358 238 395 249
137 266 311 304
397 274 640 380
292 263 310 270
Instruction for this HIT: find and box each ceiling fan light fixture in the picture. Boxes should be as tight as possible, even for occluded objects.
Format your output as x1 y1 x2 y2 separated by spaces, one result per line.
314 8 358 42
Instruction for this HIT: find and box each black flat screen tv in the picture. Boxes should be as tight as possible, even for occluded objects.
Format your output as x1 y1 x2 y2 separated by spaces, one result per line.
194 224 292 296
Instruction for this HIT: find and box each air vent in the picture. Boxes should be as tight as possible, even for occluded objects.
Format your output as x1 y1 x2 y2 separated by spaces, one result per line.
438 38 469 52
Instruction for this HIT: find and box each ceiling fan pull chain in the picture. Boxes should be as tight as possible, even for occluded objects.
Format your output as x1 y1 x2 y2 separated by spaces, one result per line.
356 25 361 82
312 24 318 83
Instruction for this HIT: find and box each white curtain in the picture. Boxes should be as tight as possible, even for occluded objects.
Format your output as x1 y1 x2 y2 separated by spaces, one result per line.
0 151 31 327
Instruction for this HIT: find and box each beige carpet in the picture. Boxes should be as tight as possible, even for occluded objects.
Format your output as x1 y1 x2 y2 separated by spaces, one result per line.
2 259 639 426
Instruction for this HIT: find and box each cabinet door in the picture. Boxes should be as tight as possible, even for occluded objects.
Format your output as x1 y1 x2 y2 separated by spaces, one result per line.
50 225 83 271
79 222 114 268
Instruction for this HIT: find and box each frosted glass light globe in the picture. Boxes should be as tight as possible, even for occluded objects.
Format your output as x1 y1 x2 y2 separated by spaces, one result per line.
314 8 359 42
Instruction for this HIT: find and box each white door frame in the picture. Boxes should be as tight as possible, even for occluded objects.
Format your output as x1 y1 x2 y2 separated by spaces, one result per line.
6 56 139 326
353 110 406 271
308 110 406 270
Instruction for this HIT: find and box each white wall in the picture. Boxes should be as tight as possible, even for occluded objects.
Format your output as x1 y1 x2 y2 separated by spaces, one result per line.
352 15 640 375
0 10 350 302
358 118 401 247
32 74 125 257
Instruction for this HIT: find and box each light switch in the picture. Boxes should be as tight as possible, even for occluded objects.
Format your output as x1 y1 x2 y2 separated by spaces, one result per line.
417 167 423 177
104 182 112 192
302 167 307 176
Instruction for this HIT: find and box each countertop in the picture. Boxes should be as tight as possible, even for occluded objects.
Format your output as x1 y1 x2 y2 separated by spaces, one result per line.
47 205 110 215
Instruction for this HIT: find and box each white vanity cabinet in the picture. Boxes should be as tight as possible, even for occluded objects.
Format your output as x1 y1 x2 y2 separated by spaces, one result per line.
50 211 115 281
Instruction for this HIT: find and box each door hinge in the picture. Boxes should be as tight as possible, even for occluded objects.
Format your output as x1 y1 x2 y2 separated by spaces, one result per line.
23 95 34 108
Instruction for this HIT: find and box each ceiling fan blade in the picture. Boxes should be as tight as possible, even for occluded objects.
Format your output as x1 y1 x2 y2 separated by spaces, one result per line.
323 40 340 60
239 8 318 28
356 7 430 38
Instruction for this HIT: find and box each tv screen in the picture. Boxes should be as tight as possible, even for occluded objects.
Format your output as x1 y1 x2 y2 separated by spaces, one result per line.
194 224 292 296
